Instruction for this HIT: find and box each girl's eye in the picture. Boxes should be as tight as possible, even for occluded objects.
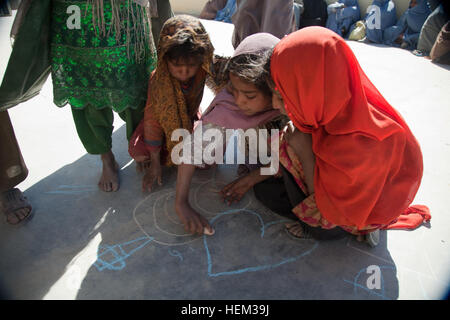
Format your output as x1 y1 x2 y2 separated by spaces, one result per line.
246 95 256 99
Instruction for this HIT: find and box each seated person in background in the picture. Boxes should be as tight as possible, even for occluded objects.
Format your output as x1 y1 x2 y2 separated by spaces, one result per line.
299 0 328 28
416 0 449 56
364 0 397 43
231 0 296 48
429 20 450 64
199 0 237 23
383 0 431 50
326 0 360 38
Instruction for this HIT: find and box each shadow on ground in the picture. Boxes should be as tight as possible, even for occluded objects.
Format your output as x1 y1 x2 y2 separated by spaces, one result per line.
0 125 400 300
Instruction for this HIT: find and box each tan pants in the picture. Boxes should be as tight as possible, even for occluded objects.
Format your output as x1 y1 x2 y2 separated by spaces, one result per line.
0 110 28 192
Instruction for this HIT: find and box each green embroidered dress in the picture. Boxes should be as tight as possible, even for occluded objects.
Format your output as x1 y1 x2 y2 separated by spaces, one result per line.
50 0 156 113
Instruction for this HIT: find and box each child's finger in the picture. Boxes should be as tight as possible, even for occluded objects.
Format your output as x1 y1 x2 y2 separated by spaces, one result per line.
201 218 214 236
185 219 194 234
232 193 242 204
157 175 162 186
195 220 204 235
146 178 155 192
190 217 202 235
203 225 215 236
221 181 236 194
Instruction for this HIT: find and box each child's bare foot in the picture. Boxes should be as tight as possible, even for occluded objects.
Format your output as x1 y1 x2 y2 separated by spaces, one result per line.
142 161 162 192
175 201 214 235
99 151 119 192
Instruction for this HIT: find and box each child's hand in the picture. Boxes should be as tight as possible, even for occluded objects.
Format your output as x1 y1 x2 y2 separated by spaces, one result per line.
142 160 162 192
220 174 254 205
175 201 214 235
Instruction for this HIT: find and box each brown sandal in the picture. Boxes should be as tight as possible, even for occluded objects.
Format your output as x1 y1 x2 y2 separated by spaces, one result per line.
285 221 312 239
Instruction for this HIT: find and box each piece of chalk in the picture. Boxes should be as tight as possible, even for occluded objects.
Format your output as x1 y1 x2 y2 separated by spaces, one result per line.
204 227 215 236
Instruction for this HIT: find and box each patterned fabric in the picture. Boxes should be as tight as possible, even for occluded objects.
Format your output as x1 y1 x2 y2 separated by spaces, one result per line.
271 27 424 230
144 15 214 166
279 130 385 236
50 0 157 112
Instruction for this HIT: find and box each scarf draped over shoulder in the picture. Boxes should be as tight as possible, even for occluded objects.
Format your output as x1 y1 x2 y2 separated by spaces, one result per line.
146 15 214 166
270 27 424 229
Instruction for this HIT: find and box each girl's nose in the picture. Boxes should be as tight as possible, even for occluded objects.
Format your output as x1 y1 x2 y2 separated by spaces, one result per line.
235 92 246 107
180 66 189 76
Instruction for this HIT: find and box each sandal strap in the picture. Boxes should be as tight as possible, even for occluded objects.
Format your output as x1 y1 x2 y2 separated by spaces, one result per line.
286 221 313 239
0 188 31 213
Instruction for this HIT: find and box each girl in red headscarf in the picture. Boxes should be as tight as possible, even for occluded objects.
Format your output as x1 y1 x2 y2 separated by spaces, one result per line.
222 27 430 245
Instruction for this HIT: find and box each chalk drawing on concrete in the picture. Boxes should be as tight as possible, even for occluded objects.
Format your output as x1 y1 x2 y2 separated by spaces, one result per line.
345 236 441 299
193 179 252 216
133 188 204 246
94 236 153 271
124 168 320 276
203 209 318 277
45 185 98 195
343 265 397 300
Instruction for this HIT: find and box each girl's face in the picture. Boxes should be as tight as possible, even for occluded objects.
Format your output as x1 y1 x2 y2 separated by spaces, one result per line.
167 57 201 83
271 89 287 115
229 73 272 116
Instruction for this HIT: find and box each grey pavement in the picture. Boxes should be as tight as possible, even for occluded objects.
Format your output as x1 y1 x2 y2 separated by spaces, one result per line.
0 13 449 300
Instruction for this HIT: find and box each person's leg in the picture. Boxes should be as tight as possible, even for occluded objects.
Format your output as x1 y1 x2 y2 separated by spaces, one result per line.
151 0 174 46
0 110 32 224
417 5 447 55
118 106 148 172
71 106 119 192
118 106 144 141
280 166 347 240
430 21 450 64
253 175 299 220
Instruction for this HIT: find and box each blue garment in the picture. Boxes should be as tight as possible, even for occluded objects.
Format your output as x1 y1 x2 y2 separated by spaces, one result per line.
326 0 360 37
365 0 397 43
215 0 236 23
383 0 431 49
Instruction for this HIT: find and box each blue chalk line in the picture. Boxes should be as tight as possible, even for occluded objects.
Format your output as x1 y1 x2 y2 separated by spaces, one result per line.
203 209 319 277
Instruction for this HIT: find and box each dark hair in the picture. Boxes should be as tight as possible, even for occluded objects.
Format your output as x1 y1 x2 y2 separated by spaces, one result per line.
228 53 272 97
261 48 276 92
165 33 207 64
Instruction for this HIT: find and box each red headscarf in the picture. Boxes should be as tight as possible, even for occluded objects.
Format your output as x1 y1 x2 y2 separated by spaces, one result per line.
271 27 425 229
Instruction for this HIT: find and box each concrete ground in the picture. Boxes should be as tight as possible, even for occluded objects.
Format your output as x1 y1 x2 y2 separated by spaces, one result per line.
1 11 449 300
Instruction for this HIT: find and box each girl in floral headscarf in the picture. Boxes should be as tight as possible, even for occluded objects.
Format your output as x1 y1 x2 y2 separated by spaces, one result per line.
128 15 214 192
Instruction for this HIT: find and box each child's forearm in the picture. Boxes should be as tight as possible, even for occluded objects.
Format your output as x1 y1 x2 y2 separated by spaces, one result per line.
175 163 196 204
250 166 274 186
